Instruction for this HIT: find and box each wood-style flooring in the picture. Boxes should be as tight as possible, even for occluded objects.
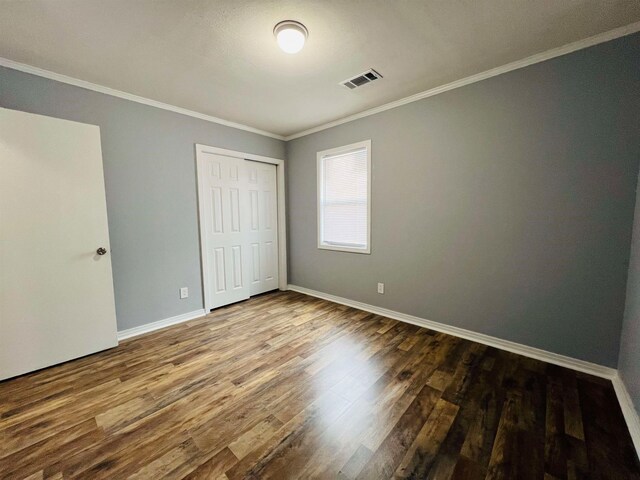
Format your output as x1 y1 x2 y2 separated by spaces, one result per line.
1 291 638 479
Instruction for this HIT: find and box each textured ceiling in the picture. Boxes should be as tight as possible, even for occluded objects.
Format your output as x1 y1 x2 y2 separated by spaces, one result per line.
1 0 639 137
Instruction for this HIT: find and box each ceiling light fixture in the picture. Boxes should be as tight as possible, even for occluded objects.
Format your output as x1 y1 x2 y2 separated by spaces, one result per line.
274 20 308 54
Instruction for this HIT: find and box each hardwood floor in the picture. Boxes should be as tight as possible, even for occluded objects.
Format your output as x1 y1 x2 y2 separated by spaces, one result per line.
1 291 638 479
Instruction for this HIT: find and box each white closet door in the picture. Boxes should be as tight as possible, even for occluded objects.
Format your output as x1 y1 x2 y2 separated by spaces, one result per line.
246 161 279 295
0 108 118 381
198 152 250 309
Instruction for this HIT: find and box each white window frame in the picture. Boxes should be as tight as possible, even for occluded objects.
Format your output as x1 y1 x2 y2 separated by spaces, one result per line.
317 139 371 254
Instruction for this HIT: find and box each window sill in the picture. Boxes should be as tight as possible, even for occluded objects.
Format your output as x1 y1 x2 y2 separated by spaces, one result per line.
318 244 371 254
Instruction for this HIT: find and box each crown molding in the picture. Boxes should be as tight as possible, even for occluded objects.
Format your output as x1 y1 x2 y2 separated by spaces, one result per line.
284 21 640 141
2 21 639 143
0 57 285 141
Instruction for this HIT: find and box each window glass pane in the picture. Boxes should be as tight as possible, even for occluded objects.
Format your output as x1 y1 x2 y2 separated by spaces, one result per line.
320 146 368 250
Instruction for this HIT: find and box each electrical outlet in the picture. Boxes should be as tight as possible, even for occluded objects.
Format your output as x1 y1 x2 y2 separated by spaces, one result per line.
377 283 384 294
180 287 189 299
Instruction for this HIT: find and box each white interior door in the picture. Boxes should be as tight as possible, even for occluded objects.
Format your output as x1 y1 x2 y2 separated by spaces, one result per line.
247 161 279 295
0 107 118 381
198 152 250 309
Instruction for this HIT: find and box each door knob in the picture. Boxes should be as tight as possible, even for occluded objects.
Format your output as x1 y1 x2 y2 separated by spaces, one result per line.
96 247 107 255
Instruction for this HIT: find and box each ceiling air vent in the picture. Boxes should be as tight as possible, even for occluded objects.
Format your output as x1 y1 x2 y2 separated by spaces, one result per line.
341 69 383 90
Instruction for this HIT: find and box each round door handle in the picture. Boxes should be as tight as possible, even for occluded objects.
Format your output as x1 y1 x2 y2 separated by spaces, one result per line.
96 247 107 256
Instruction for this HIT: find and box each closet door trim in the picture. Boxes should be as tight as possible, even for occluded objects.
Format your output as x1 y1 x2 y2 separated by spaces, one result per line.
195 144 287 311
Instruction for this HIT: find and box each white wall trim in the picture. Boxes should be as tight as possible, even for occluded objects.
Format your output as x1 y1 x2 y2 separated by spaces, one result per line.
612 373 640 458
287 284 616 379
0 57 285 141
284 21 640 141
3 22 638 143
117 308 206 341
3 22 638 144
288 284 640 453
195 144 284 166
117 285 639 457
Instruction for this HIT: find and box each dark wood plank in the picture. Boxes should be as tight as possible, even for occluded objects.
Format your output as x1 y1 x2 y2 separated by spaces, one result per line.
0 291 637 479
356 384 442 479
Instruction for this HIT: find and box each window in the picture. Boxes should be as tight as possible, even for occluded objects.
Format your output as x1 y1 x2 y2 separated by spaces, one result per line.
317 140 371 254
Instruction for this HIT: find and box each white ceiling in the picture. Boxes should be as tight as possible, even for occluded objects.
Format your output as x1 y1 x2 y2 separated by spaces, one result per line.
1 0 639 137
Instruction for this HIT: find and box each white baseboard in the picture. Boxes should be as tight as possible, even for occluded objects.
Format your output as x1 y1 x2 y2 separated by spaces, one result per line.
612 373 640 459
288 284 640 457
117 308 207 341
113 287 639 458
287 284 616 379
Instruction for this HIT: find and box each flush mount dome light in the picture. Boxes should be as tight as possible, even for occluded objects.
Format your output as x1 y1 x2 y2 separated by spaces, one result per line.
274 20 308 54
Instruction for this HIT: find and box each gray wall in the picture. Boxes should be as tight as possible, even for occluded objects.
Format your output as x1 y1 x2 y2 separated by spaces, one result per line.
2 34 639 366
619 168 640 413
0 66 285 331
286 33 640 367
